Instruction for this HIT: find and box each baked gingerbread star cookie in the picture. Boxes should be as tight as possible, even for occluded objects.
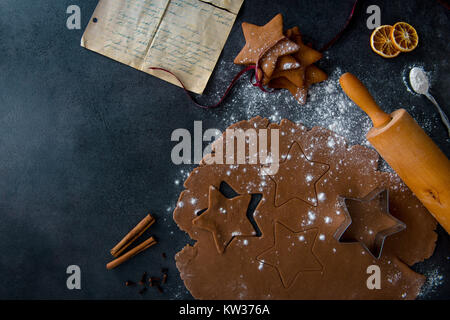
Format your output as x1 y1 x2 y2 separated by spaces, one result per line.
268 27 328 104
234 13 299 76
234 15 327 105
173 117 437 300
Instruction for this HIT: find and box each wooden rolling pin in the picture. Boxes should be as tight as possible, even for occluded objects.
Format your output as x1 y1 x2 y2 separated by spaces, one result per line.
339 72 450 234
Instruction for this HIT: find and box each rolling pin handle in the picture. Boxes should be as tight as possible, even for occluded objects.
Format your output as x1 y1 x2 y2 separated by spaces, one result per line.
339 73 392 128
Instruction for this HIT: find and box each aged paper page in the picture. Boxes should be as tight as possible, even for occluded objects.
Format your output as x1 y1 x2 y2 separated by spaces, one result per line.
81 0 244 94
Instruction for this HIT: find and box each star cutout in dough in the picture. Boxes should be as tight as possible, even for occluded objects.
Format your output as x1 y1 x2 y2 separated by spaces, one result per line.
192 186 256 254
234 14 287 66
266 142 329 206
257 222 323 288
335 188 406 259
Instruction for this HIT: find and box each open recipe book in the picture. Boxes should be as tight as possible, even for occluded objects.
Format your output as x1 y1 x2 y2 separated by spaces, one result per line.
81 0 244 94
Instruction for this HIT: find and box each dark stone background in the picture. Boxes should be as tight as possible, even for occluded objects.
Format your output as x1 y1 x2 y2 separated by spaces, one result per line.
0 0 448 299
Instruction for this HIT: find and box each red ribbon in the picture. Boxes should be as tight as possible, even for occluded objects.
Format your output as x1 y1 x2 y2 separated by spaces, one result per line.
320 0 359 52
150 0 360 109
149 49 278 109
149 65 264 109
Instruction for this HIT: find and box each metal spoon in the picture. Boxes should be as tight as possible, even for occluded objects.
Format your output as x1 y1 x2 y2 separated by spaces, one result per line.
409 67 450 137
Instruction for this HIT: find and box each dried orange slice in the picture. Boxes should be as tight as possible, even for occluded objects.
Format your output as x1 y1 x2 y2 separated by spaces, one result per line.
390 22 419 52
370 25 400 58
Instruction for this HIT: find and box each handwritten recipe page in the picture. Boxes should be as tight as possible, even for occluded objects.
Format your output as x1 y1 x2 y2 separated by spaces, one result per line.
81 0 244 94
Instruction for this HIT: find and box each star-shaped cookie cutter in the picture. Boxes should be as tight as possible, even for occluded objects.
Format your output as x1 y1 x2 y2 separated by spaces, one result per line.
334 188 406 259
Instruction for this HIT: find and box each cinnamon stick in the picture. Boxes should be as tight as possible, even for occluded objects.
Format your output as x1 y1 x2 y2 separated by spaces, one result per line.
106 236 157 270
110 214 155 257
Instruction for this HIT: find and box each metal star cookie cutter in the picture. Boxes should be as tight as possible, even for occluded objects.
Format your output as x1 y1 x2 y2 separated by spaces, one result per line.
334 188 406 259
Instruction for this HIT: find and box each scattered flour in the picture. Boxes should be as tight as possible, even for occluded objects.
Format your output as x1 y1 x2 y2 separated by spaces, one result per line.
204 64 374 147
418 267 445 298
409 67 429 93
167 60 446 299
317 192 326 202
258 260 264 271
402 63 431 95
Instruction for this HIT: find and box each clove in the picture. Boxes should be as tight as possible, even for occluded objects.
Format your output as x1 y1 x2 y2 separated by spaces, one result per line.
125 280 136 286
139 287 147 295
139 272 147 285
